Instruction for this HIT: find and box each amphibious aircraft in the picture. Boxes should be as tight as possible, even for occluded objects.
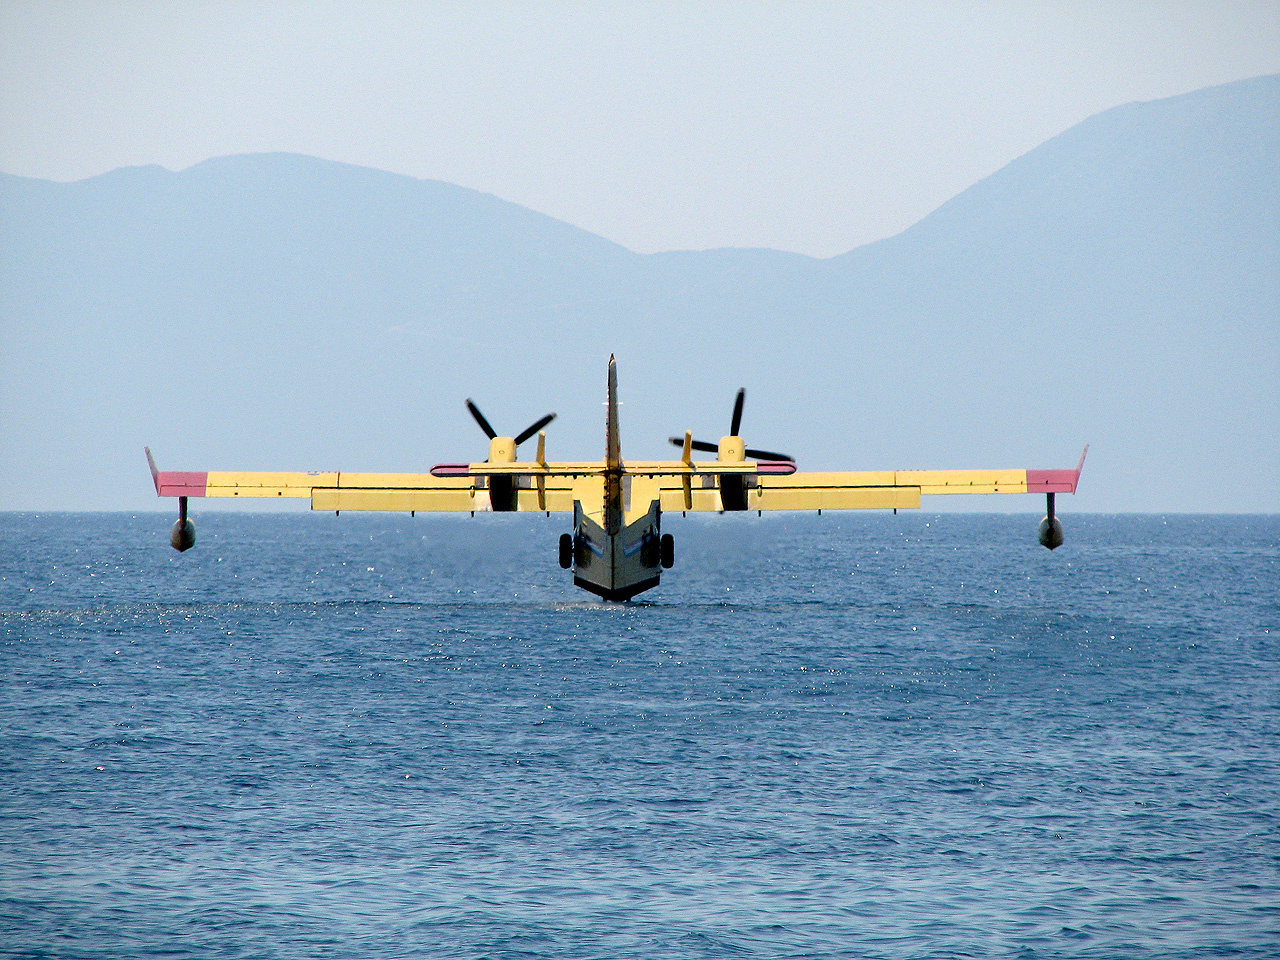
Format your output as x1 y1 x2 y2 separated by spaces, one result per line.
147 356 1086 600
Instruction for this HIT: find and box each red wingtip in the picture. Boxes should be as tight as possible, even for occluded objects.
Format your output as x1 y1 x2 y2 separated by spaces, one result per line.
1027 446 1089 495
146 448 208 497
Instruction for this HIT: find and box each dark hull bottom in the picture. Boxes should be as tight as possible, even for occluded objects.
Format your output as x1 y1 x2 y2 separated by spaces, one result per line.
574 575 661 602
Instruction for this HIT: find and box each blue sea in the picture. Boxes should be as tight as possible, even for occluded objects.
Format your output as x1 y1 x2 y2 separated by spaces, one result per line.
1 512 1277 959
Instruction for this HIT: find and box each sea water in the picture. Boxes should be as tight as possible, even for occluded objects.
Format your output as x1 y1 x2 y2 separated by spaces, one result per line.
1 512 1277 958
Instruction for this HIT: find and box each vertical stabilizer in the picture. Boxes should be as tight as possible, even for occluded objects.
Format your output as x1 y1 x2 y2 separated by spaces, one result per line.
604 356 624 535
606 355 621 470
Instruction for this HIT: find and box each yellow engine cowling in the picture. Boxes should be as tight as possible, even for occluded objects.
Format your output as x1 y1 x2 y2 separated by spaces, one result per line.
489 438 517 463
717 436 746 462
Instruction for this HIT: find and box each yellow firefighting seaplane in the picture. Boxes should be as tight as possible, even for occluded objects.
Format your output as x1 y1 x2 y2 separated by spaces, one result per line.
147 356 1087 601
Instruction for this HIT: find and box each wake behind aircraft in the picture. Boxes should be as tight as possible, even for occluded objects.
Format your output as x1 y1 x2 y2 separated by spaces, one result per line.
147 356 1086 600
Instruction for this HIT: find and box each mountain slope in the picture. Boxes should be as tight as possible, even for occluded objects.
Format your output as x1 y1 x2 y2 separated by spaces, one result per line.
797 74 1279 505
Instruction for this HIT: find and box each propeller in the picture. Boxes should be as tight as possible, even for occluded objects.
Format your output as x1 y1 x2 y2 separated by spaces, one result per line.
669 388 792 461
466 400 556 447
515 414 556 446
466 399 497 439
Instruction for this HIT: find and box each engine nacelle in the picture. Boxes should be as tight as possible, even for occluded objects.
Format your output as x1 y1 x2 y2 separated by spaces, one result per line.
486 437 520 511
717 435 749 511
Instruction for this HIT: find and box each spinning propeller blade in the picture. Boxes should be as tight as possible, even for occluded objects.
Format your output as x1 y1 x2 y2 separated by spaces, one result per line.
669 437 720 453
670 388 792 462
515 413 556 446
467 400 556 447
466 400 497 440
744 447 792 462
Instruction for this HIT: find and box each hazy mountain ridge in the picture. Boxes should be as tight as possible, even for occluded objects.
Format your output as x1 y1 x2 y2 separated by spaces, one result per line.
808 75 1279 461
2 76 1276 511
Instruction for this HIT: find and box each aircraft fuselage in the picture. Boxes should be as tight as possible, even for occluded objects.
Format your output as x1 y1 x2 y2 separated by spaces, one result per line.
570 355 666 600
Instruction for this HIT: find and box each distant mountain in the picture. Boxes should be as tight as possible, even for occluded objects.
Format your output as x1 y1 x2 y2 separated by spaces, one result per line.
2 75 1277 512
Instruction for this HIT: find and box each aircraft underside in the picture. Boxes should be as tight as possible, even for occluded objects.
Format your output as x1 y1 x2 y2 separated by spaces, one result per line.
571 499 665 601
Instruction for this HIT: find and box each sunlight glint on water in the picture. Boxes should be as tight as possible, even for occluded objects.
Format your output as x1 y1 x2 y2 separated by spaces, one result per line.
1 513 1277 959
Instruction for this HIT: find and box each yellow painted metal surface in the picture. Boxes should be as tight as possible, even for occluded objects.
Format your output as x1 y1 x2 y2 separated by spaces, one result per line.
652 482 921 513
761 471 898 488
718 437 746 461
196 464 1031 514
657 487 724 513
751 484 921 511
338 473 469 489
312 487 482 512
897 469 1027 495
750 469 1027 500
569 476 607 522
488 437 517 463
205 471 337 498
309 471 598 514
638 467 1030 513
513 488 577 513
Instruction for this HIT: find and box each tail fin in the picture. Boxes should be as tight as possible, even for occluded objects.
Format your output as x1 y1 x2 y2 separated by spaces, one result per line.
606 355 621 469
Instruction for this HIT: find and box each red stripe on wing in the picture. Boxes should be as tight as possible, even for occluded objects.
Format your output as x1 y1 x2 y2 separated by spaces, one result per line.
1026 469 1078 493
156 472 208 497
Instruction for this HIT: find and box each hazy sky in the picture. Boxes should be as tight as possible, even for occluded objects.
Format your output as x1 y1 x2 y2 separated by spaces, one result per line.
2 1 1278 256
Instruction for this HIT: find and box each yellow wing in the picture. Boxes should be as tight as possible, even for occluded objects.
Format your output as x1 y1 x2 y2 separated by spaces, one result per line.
148 461 598 513
628 458 1086 514
147 447 1085 515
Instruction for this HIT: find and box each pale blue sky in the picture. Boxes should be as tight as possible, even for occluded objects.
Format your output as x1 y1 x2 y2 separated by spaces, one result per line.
2 1 1278 256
